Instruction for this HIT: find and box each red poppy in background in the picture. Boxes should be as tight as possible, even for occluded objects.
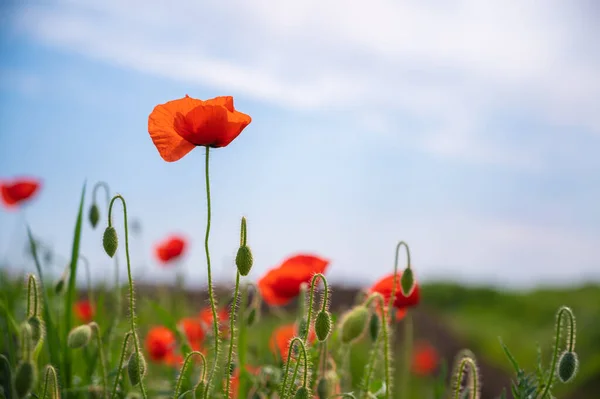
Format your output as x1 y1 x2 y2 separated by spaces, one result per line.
369 272 420 310
228 365 261 398
199 306 230 335
155 235 187 265
73 300 94 323
148 95 252 162
179 317 205 351
145 326 176 362
258 254 330 306
1 178 41 209
412 341 439 376
269 322 316 362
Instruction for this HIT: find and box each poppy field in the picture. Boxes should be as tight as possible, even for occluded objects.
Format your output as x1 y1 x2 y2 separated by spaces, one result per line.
0 95 598 399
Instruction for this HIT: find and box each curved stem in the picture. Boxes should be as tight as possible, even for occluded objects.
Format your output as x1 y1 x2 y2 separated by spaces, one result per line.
363 292 391 399
27 274 38 317
389 241 411 316
111 332 133 399
304 273 329 342
201 147 221 399
79 254 94 307
225 272 241 398
280 337 309 399
41 365 59 399
537 306 576 399
108 195 147 398
92 181 111 209
89 322 108 399
174 351 207 398
453 357 478 399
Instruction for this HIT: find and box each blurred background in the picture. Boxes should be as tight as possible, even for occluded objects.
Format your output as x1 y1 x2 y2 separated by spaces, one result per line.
1 1 600 398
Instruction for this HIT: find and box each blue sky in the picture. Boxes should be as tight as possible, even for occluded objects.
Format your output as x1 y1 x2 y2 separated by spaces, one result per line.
1 0 600 289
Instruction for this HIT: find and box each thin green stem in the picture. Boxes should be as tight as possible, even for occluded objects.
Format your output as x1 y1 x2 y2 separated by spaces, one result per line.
280 338 309 399
225 272 241 398
304 273 329 342
108 194 147 398
363 292 391 399
92 181 110 210
79 254 94 307
174 351 207 398
89 323 108 399
27 274 38 317
201 146 221 399
453 357 478 399
111 332 133 399
41 365 59 399
537 306 576 399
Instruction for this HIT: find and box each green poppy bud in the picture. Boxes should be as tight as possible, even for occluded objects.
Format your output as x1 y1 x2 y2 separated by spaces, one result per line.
0 355 13 399
67 325 92 349
103 226 118 258
400 267 414 296
558 351 578 383
369 312 380 342
89 204 100 229
235 245 253 276
127 352 147 386
14 361 36 399
340 306 369 345
294 386 309 399
27 316 44 348
247 307 257 326
315 311 332 342
317 378 330 399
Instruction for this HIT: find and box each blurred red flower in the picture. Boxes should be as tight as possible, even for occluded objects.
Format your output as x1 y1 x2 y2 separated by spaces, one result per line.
412 341 439 376
1 178 41 209
179 317 205 351
73 300 94 323
369 272 420 310
155 235 187 265
148 95 252 162
145 326 176 362
269 322 316 362
258 254 330 306
228 365 261 398
199 306 230 336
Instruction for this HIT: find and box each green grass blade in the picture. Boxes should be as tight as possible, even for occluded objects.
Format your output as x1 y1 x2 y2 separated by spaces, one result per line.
498 337 521 374
62 181 87 393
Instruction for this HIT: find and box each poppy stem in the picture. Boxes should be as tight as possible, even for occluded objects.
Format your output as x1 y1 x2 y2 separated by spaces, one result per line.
279 337 309 399
26 274 39 317
362 292 391 399
452 355 479 399
389 241 411 316
304 273 329 342
174 351 207 399
201 146 221 399
111 332 133 399
41 365 59 399
537 306 576 399
78 254 94 310
400 313 413 399
224 271 241 398
89 322 108 399
107 195 148 398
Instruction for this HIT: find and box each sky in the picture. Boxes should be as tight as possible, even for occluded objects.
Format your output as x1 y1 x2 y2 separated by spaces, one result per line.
1 0 600 290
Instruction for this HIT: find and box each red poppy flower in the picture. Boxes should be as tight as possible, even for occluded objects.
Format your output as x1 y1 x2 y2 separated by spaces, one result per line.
199 307 230 336
155 235 187 265
369 272 420 310
269 322 316 362
148 95 252 162
145 326 176 362
228 365 261 399
258 255 330 306
73 300 94 323
179 317 205 351
1 178 41 209
412 341 439 376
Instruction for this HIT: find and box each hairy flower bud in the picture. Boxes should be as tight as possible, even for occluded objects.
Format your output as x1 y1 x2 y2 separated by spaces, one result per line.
293 386 309 399
27 316 44 348
317 378 329 399
89 204 100 229
103 226 118 258
340 306 369 345
400 267 414 296
369 312 380 342
235 245 253 276
127 352 147 386
14 361 36 399
315 311 332 342
67 325 92 349
558 351 578 383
